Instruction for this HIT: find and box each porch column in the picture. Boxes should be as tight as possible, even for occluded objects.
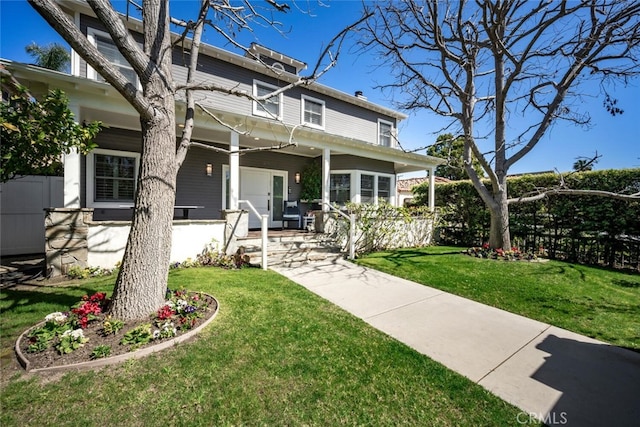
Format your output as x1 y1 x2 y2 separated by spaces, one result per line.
322 148 330 210
64 102 81 207
428 167 436 212
229 132 240 210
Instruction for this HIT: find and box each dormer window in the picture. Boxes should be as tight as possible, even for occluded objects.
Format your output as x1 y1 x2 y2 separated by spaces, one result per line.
246 43 307 75
253 80 282 120
87 28 138 87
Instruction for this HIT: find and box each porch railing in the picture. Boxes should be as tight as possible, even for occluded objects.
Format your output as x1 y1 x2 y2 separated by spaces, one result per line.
322 202 356 260
239 200 268 270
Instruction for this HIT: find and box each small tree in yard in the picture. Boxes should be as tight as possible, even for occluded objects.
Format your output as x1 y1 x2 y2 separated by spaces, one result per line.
427 133 484 181
28 0 369 320
0 71 100 182
362 0 640 249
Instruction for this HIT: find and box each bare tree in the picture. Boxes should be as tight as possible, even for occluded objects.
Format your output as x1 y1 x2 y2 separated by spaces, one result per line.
28 0 368 320
361 0 640 249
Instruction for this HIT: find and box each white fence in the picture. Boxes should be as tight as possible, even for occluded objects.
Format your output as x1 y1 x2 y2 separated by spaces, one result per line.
1 176 63 256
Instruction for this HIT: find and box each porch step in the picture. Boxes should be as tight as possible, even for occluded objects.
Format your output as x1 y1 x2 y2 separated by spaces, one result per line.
236 233 343 268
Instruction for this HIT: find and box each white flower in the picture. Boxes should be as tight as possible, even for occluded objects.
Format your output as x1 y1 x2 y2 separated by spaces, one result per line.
45 312 68 323
153 330 160 339
165 301 175 309
62 329 85 340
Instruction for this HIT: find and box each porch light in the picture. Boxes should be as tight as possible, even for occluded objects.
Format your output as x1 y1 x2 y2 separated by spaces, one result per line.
206 163 213 176
295 172 301 184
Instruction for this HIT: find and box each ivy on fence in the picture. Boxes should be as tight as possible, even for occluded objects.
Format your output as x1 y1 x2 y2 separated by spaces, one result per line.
412 169 640 270
325 204 439 256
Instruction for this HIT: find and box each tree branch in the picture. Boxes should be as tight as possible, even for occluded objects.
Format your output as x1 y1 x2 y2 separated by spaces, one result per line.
509 188 640 204
28 0 153 118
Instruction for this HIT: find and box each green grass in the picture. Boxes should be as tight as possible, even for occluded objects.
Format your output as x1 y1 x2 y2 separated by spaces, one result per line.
355 246 640 350
0 268 531 426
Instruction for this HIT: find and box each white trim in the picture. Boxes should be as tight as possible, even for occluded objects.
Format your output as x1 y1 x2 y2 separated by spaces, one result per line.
71 11 81 77
86 148 140 208
329 170 355 205
332 170 396 206
222 165 289 227
377 119 395 148
301 94 325 130
252 79 283 120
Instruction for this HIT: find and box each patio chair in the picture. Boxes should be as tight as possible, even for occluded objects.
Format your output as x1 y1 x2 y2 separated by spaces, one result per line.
282 200 301 229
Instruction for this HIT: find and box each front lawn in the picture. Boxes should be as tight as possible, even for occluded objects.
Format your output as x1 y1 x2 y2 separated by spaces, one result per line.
355 246 640 350
1 267 529 426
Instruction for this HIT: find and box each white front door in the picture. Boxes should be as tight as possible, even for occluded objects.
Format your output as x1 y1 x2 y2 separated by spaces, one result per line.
238 167 287 229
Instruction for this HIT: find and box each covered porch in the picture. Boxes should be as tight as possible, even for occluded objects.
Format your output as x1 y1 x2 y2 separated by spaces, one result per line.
62 105 442 228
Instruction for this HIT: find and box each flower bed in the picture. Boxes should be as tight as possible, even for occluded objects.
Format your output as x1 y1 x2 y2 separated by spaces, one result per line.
465 244 541 261
16 289 218 372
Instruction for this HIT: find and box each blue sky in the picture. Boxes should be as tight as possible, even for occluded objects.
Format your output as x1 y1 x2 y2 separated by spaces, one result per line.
1 0 638 176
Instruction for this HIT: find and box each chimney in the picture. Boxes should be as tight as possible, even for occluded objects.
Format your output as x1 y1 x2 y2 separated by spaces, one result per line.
355 90 367 100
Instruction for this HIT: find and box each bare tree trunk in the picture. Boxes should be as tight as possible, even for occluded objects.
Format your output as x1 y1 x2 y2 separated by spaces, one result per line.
109 0 176 320
109 116 176 319
488 175 511 250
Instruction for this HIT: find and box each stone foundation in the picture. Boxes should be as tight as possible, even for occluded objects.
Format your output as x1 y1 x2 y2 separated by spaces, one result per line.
45 208 94 277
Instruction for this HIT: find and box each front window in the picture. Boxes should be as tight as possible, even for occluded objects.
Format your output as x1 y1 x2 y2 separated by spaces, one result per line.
253 80 282 119
330 173 351 204
302 95 325 129
361 174 374 203
378 120 394 147
87 29 138 87
87 149 139 207
377 176 391 203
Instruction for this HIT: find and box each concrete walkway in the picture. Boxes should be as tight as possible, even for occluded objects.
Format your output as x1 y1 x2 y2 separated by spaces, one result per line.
272 258 640 427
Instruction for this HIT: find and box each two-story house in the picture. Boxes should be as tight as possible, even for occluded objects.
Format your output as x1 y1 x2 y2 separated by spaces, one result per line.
2 0 442 232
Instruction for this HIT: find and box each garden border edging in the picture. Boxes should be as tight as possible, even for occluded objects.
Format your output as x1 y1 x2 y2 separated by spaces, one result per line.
15 295 220 373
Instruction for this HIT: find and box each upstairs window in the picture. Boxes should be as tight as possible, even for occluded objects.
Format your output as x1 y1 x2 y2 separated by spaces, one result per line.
253 80 282 120
301 95 325 129
378 120 394 147
87 28 138 87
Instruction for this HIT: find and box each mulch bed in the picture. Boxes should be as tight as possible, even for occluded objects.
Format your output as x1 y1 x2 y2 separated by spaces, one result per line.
17 293 217 372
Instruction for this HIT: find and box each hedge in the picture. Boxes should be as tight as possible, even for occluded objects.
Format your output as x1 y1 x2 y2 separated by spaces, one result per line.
413 169 640 270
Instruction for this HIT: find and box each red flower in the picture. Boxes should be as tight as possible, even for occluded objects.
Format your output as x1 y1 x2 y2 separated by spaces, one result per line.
78 316 89 329
89 292 106 302
72 301 102 317
482 243 489 249
156 305 176 320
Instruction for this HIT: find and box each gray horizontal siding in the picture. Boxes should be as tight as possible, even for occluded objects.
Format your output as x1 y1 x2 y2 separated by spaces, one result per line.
330 155 395 174
85 128 395 221
79 13 398 147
